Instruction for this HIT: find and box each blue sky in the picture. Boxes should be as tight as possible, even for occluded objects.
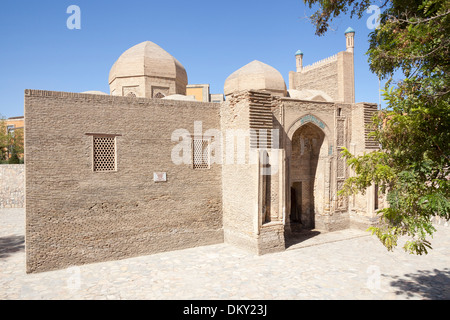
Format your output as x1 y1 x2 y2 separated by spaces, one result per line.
0 0 386 118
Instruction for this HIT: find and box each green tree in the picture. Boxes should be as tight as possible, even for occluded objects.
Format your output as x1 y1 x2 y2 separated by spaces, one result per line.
304 0 450 254
8 127 24 164
0 117 9 162
0 116 24 163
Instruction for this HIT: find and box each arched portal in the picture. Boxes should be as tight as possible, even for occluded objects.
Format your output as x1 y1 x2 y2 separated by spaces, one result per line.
288 121 329 231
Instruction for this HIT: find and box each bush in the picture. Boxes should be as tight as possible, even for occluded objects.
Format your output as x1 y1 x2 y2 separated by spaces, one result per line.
8 152 20 164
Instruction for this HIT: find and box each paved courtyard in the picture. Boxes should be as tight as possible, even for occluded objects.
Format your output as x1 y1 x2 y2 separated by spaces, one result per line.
1 208 449 300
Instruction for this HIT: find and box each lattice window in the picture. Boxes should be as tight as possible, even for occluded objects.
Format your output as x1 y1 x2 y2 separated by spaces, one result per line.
337 147 345 178
93 136 117 172
336 119 345 146
192 138 210 169
126 92 136 98
154 92 165 99
364 104 379 149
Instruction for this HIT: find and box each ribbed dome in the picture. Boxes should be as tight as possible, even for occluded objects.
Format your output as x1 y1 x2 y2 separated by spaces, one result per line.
224 60 287 97
109 41 188 87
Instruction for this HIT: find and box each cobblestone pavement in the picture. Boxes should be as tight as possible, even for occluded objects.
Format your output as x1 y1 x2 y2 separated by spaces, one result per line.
1 208 449 300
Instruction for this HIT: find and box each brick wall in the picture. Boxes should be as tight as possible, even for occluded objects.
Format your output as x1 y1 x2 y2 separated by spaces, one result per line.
289 51 355 104
0 164 24 208
289 60 339 101
25 90 223 273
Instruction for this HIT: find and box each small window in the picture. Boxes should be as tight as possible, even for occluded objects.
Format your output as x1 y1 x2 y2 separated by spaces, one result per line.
193 138 210 169
93 136 117 172
154 92 165 99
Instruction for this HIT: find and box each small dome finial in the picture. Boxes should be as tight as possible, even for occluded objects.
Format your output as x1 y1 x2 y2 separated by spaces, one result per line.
345 27 355 34
345 28 355 53
295 50 303 56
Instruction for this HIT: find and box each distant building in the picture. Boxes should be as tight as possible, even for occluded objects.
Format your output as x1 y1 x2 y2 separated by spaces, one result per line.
3 116 24 134
186 84 225 103
1 116 24 160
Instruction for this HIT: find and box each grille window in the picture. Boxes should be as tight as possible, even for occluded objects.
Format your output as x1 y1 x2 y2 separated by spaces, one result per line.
193 138 210 169
154 92 165 99
93 136 117 172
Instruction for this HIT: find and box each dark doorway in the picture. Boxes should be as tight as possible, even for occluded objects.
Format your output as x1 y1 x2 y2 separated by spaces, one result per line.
289 123 325 230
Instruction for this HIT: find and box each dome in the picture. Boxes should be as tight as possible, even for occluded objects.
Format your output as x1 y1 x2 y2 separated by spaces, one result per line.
109 41 188 97
109 41 187 84
345 27 355 34
295 50 303 56
224 60 287 97
82 91 108 95
162 94 197 101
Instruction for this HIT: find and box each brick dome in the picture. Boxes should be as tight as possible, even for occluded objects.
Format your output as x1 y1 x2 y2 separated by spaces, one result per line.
224 60 287 97
109 41 188 97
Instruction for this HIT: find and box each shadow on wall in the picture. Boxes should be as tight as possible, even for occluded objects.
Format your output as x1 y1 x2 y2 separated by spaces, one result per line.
0 235 24 259
386 268 450 300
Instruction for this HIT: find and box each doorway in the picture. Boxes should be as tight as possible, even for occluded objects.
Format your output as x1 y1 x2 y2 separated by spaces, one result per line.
289 123 326 230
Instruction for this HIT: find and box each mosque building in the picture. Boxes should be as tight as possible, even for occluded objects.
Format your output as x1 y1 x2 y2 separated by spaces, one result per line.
24 27 383 273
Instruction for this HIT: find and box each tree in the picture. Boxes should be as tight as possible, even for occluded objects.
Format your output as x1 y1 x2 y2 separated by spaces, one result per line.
8 127 24 164
0 117 9 162
0 116 24 163
304 0 450 254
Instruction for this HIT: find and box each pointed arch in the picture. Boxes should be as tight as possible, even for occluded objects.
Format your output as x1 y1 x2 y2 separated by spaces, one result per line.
285 113 333 233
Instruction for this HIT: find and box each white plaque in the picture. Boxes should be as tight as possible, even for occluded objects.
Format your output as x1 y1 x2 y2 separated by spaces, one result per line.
153 172 167 182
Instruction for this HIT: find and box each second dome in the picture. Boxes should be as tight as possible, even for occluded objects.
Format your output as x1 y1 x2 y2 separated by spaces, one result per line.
224 60 287 97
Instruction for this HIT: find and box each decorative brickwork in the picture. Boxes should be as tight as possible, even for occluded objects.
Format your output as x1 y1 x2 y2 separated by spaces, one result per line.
193 138 210 169
93 136 117 172
364 104 380 149
249 91 273 149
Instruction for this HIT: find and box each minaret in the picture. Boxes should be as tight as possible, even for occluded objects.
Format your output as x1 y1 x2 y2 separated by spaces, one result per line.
345 27 355 53
340 27 355 103
295 50 303 72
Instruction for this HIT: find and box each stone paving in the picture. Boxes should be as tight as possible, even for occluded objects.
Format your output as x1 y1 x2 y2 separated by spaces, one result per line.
1 208 449 300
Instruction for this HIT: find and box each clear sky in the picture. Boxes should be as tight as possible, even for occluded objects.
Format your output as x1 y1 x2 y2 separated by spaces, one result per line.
0 0 386 118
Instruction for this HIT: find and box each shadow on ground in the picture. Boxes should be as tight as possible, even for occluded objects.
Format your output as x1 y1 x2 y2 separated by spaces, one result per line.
387 268 450 300
0 235 25 259
285 229 321 249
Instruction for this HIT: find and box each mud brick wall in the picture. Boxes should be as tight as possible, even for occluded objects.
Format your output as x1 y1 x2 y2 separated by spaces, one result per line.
0 165 24 208
25 90 223 273
290 59 339 101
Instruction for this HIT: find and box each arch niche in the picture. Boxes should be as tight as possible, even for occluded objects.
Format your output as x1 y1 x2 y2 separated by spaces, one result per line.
286 115 332 232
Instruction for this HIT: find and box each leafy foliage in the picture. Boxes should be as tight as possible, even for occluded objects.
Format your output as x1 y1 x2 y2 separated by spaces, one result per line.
0 116 24 163
305 0 450 254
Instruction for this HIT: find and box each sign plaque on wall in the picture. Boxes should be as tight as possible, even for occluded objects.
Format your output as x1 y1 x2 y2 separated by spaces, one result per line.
153 172 167 182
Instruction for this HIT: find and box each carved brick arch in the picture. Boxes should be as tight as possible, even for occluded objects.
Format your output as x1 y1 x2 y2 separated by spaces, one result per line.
285 113 333 232
286 114 333 157
287 114 332 142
